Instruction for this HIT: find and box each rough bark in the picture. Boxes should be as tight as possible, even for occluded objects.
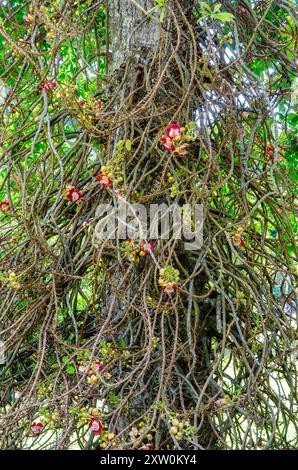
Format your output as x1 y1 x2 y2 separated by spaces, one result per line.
109 0 160 72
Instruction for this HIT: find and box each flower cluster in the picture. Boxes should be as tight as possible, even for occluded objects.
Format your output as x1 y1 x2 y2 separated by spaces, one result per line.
23 9 34 24
72 407 116 447
128 421 155 449
140 240 154 255
233 227 245 247
0 271 22 289
160 123 188 155
214 395 232 411
64 185 84 204
30 407 62 436
169 417 191 441
158 266 180 293
89 417 104 436
140 443 156 450
96 172 113 188
55 84 105 132
121 239 154 264
0 199 11 213
79 358 107 385
83 409 115 445
77 97 103 115
266 144 282 162
31 422 43 435
96 139 131 192
93 100 103 117
97 432 116 448
41 79 57 92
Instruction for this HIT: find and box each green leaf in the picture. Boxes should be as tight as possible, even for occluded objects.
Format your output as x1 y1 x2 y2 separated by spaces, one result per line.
125 139 132 151
66 364 75 375
214 12 235 22
213 4 222 13
116 140 124 151
201 2 212 12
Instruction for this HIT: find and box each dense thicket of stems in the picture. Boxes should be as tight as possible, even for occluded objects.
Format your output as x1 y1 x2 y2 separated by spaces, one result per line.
0 0 297 450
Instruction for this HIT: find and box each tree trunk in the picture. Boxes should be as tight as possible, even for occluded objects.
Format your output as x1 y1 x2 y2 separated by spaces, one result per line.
95 0 217 450
109 0 160 73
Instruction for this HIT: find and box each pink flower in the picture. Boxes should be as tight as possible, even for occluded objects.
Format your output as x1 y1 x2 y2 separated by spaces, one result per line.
66 188 84 203
23 14 34 24
114 189 123 198
31 422 43 435
0 199 11 213
89 418 103 436
140 240 154 254
166 123 181 140
41 79 57 92
96 173 112 188
215 399 226 408
79 359 104 376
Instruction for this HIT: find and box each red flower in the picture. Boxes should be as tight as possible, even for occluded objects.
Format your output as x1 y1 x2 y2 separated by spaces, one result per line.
147 444 156 450
266 144 282 162
140 444 156 450
140 240 154 254
0 199 11 213
236 236 245 247
161 283 177 294
41 79 57 92
66 188 84 204
31 422 43 435
166 123 181 140
94 101 103 110
93 360 104 374
96 173 112 188
79 359 104 376
161 124 184 153
160 136 176 152
89 418 104 436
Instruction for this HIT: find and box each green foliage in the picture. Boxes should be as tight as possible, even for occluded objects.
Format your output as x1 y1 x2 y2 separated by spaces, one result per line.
197 2 235 23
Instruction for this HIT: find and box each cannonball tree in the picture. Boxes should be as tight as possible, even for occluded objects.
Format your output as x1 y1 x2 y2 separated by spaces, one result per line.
0 0 297 450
